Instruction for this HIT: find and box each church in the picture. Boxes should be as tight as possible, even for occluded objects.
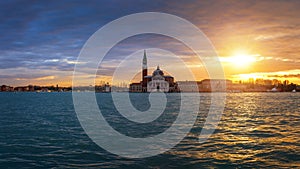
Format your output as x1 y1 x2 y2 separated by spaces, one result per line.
129 50 178 92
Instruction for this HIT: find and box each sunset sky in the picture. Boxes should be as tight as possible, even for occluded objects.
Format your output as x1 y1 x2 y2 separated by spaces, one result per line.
1 0 300 86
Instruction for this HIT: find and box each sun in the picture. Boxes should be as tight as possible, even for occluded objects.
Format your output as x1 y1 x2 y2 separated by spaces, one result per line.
228 50 257 67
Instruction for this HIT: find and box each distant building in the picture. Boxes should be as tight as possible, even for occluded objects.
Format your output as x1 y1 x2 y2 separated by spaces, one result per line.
263 80 272 86
199 79 230 92
41 88 49 92
129 83 142 92
129 50 178 92
283 80 289 86
272 79 280 86
95 83 111 92
0 85 14 92
1 85 7 91
177 81 200 92
177 79 230 92
28 85 34 92
14 86 29 92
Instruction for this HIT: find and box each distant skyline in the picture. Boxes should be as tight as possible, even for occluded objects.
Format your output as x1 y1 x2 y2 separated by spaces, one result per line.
1 0 300 86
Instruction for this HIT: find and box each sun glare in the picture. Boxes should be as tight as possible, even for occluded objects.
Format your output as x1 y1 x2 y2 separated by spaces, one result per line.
228 50 257 67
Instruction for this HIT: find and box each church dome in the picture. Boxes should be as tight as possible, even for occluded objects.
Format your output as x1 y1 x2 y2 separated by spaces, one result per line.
152 65 164 76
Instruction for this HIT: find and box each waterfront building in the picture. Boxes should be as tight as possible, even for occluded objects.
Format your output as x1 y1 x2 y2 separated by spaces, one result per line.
14 86 29 92
129 83 142 92
176 81 200 92
0 85 14 92
199 79 230 92
177 79 231 92
95 83 111 92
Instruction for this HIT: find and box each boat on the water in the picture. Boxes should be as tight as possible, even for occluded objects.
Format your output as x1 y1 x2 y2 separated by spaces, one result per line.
268 87 279 92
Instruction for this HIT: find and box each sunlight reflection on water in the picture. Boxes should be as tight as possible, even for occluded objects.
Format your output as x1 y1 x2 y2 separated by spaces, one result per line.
171 93 300 168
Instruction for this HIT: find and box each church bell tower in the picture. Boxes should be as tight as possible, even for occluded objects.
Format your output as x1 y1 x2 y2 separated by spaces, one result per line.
142 50 148 91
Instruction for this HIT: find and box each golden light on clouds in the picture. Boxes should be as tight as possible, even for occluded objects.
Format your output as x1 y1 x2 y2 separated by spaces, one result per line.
231 69 300 84
219 48 259 68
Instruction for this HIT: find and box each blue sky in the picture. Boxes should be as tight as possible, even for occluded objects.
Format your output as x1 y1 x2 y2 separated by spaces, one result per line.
1 0 300 86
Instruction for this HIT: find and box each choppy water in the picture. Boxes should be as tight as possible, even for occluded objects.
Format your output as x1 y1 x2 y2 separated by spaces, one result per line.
0 92 299 168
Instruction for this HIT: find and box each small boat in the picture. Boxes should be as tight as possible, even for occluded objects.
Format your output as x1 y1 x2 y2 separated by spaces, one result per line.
268 87 279 92
292 89 296 93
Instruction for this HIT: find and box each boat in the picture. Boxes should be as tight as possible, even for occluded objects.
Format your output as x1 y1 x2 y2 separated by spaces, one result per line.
292 89 296 93
268 87 279 92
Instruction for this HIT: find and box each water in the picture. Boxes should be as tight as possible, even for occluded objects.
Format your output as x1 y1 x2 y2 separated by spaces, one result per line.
0 92 299 168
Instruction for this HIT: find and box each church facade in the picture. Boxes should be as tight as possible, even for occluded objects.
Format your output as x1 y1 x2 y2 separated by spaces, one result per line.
129 50 178 92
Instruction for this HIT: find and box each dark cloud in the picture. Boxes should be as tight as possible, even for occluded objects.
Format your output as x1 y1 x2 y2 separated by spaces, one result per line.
0 0 169 73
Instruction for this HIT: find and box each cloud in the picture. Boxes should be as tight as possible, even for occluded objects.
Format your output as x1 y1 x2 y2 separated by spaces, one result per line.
168 1 300 59
268 74 300 78
1 0 300 85
232 69 300 81
0 73 54 80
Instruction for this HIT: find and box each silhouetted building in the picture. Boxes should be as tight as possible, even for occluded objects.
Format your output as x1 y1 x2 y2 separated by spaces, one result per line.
1 85 14 92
